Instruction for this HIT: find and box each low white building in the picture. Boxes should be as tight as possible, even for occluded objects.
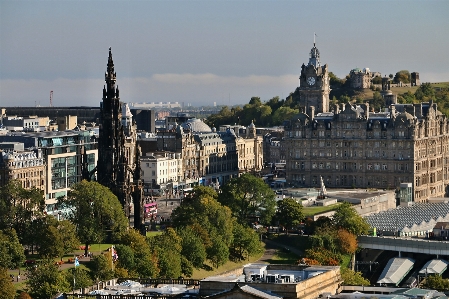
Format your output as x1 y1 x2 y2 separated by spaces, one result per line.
141 152 181 192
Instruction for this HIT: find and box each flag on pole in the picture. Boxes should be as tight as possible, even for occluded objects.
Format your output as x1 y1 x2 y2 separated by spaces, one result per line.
74 257 79 267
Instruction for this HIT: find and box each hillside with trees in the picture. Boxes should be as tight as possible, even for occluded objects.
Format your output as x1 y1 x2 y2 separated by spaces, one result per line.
206 71 449 127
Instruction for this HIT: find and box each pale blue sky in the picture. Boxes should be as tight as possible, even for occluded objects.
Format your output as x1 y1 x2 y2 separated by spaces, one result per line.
1 0 448 107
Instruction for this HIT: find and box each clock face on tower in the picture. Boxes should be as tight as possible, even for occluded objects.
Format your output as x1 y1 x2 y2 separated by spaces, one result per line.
307 77 316 86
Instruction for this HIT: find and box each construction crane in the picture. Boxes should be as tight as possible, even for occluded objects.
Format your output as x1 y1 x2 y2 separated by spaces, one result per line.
50 90 53 107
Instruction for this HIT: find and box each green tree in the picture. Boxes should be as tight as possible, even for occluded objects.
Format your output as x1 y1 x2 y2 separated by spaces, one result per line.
341 268 370 286
204 106 240 128
332 202 370 235
415 82 435 102
178 226 207 269
219 173 276 225
329 72 344 88
207 237 229 268
0 228 25 269
35 217 79 260
36 218 63 258
266 96 284 112
310 227 337 253
0 267 15 299
59 180 128 256
258 105 273 126
172 186 218 227
119 229 159 278
394 70 411 84
90 254 114 281
180 256 194 277
284 94 294 108
272 107 299 125
231 222 263 260
150 228 182 278
424 274 449 291
308 216 333 235
275 198 304 234
0 180 45 246
370 91 385 111
115 244 135 271
249 97 262 106
64 267 93 290
398 91 415 104
185 185 218 201
26 258 70 299
172 189 234 247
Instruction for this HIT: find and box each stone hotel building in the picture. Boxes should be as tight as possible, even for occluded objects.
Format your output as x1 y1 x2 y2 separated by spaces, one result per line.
284 43 449 202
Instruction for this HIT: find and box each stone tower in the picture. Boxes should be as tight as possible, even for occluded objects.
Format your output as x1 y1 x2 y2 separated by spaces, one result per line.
298 41 331 113
381 76 397 107
97 48 144 230
411 72 420 86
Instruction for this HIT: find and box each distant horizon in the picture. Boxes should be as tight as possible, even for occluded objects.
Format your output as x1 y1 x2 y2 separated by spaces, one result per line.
3 80 447 110
1 1 448 107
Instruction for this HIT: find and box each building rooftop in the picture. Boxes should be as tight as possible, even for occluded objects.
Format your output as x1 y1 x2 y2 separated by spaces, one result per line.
377 257 415 285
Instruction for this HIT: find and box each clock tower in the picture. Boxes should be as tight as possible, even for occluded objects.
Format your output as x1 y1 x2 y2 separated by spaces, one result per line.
298 41 330 113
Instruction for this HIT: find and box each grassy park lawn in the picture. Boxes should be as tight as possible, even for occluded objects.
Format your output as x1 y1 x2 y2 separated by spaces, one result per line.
266 248 300 265
19 243 112 268
302 203 341 217
146 231 163 237
428 82 449 88
189 247 265 280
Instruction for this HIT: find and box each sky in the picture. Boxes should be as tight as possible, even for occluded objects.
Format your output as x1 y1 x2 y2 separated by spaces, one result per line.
1 0 448 108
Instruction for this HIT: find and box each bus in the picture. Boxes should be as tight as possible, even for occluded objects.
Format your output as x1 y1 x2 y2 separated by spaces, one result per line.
144 202 157 219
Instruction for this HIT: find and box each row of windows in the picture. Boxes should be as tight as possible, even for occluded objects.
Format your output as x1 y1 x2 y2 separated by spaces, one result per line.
293 149 410 159
415 171 444 186
292 161 409 171
7 159 44 168
415 158 444 171
291 130 411 139
12 170 44 179
291 140 410 149
51 156 77 168
415 185 448 199
290 174 397 187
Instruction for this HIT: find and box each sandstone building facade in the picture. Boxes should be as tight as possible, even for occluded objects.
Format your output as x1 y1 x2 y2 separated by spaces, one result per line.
297 42 330 113
0 148 46 194
152 119 263 190
349 68 372 89
285 44 449 202
284 101 449 202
